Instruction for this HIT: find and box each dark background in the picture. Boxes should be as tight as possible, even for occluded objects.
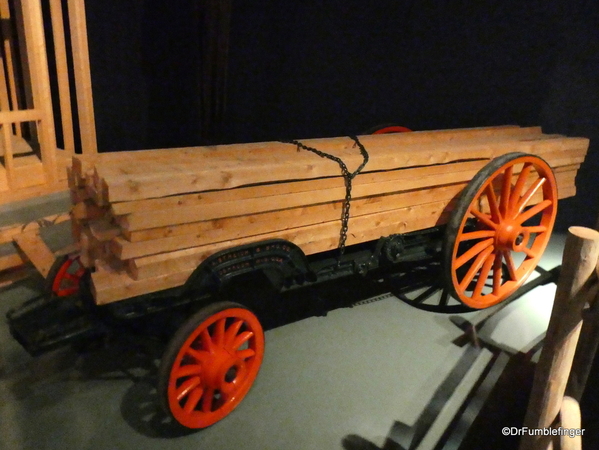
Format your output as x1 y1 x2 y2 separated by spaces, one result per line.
83 0 599 228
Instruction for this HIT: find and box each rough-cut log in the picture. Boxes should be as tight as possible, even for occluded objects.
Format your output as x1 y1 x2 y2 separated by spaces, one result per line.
67 126 588 305
520 227 599 450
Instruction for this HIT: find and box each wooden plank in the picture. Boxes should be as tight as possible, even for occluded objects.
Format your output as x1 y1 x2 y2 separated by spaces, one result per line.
21 0 58 182
49 0 75 154
0 252 26 271
2 119 14 188
0 162 7 191
111 159 486 216
117 162 484 231
78 126 540 168
113 183 466 259
0 109 42 123
89 219 120 242
92 202 452 303
12 154 45 189
96 135 588 203
0 0 22 134
118 171 575 270
0 212 71 245
67 0 97 154
12 230 55 277
128 199 453 280
71 199 107 220
115 149 583 232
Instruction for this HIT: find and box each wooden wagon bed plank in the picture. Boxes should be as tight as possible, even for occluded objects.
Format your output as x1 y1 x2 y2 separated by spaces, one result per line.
94 134 584 203
120 163 580 246
110 159 487 216
112 183 466 259
115 148 584 233
79 125 542 167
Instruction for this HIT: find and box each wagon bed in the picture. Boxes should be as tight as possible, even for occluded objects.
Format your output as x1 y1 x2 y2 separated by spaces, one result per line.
67 125 588 305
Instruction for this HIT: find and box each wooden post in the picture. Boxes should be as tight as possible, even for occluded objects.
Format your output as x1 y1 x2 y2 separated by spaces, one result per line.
0 0 22 135
67 0 97 154
564 215 599 400
20 0 58 182
49 0 75 154
520 226 599 450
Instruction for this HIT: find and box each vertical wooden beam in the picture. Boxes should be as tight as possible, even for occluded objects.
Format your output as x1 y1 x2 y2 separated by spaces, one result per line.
0 0 22 135
565 215 599 400
49 0 75 154
20 0 58 182
2 112 14 188
67 0 97 154
520 226 599 450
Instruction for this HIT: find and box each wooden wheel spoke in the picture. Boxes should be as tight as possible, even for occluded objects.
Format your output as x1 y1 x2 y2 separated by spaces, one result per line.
232 331 253 350
224 319 244 347
458 246 494 291
500 166 513 217
201 329 215 353
473 253 495 298
201 387 215 413
515 177 546 213
454 238 494 269
213 318 226 347
183 386 204 413
176 376 202 401
458 229 496 242
237 348 256 360
509 163 533 213
492 253 503 295
503 251 518 281
174 364 203 379
485 185 502 221
187 347 211 363
470 208 497 229
516 199 552 224
523 225 547 234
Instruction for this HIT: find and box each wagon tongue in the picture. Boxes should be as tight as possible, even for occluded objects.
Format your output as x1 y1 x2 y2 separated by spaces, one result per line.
6 294 107 356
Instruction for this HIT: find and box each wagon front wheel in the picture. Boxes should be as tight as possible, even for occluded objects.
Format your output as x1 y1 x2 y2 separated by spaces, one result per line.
158 302 265 429
443 153 557 309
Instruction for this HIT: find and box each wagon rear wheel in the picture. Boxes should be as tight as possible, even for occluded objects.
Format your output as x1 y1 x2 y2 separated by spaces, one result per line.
45 254 85 297
443 153 557 309
158 301 265 429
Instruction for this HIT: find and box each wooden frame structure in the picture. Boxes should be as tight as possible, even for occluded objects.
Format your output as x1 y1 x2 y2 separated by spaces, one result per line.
0 0 96 205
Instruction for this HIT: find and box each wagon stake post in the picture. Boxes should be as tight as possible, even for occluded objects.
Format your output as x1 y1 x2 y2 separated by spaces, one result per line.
520 226 599 450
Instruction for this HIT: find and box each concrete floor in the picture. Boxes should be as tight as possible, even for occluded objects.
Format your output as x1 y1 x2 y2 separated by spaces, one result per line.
0 196 569 450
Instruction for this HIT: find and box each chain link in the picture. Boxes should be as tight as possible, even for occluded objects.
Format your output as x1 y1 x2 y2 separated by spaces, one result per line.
280 136 369 262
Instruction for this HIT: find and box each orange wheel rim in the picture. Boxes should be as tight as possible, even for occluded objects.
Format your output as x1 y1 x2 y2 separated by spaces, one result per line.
167 308 264 428
450 155 557 309
52 256 85 296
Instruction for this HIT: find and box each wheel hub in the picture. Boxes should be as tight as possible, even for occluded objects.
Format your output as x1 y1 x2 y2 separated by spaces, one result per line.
202 349 247 392
495 222 530 252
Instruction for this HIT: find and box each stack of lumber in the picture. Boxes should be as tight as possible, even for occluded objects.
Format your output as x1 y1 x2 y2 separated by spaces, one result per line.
67 126 589 305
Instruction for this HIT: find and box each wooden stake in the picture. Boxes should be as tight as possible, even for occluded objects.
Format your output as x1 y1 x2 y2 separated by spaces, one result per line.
67 0 97 154
520 226 599 450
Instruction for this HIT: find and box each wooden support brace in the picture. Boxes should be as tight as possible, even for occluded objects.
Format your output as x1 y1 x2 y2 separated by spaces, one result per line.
12 230 56 277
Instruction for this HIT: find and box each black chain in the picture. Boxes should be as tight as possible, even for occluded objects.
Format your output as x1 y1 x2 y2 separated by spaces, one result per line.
280 136 369 261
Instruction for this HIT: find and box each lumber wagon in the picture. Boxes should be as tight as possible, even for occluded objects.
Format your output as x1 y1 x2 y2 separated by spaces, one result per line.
7 125 588 430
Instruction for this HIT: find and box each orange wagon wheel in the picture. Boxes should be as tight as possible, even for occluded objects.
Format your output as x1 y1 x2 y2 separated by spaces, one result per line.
45 254 86 297
158 301 265 429
443 152 558 309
